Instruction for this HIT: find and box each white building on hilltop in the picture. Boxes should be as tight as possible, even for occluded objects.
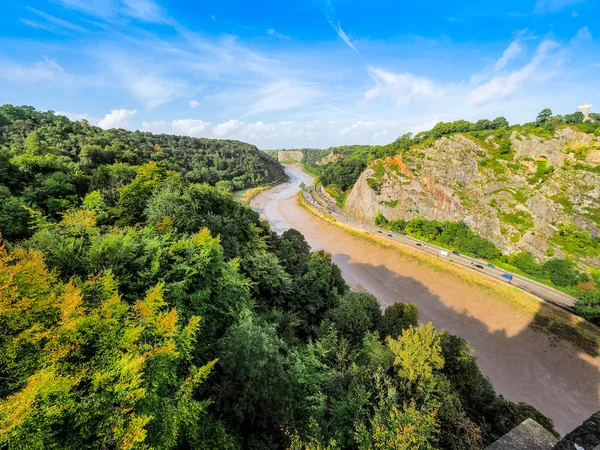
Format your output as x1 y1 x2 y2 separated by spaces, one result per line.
577 102 592 120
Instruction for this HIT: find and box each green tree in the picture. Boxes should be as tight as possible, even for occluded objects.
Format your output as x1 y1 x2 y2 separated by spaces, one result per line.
536 109 553 128
214 312 296 449
354 392 439 450
387 323 444 393
541 258 579 286
117 161 171 225
327 292 382 346
0 244 230 449
380 302 419 338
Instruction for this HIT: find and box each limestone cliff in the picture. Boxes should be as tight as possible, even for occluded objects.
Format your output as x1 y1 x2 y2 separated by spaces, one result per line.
344 128 600 266
277 150 304 164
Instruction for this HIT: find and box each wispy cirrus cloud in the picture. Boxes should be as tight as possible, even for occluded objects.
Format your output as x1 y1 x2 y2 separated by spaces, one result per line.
470 30 531 84
26 7 86 33
0 57 67 82
534 0 585 14
468 39 561 105
364 66 444 106
56 0 172 24
266 28 290 39
315 0 359 54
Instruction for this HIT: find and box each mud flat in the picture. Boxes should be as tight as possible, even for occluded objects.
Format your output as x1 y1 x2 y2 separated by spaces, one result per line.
250 165 600 435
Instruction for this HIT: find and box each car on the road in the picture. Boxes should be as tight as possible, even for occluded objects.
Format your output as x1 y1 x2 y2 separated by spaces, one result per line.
377 230 382 234
452 251 459 256
387 234 392 237
416 243 423 247
487 263 495 269
501 273 513 281
472 263 484 269
439 250 449 257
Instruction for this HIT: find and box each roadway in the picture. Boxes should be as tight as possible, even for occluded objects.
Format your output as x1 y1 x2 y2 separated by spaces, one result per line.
303 185 578 311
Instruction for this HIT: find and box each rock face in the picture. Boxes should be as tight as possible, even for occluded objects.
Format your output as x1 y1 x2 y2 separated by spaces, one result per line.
316 152 342 165
277 151 303 164
344 128 600 266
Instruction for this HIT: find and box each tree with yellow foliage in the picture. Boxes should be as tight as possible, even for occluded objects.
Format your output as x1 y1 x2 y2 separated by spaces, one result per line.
0 241 232 449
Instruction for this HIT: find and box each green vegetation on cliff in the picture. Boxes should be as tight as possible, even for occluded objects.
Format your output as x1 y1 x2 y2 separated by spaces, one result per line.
307 110 600 324
0 105 557 450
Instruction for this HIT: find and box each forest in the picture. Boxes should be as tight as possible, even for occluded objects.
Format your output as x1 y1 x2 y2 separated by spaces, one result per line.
0 105 557 449
0 105 284 241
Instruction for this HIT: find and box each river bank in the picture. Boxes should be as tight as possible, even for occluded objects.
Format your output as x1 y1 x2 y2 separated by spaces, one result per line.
250 165 600 435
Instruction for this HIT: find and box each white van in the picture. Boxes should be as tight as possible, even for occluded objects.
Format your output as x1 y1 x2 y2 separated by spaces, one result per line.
439 250 449 257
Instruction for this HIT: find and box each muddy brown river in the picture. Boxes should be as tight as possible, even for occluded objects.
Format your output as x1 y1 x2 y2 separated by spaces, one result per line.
251 165 600 435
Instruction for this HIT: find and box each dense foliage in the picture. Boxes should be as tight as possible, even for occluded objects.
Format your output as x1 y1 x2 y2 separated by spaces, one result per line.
0 105 285 240
378 216 502 260
0 106 557 449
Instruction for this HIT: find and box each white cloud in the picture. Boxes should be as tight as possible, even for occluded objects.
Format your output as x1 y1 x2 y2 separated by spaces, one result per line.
20 19 57 34
122 0 170 23
26 7 86 33
494 39 526 72
143 119 210 136
117 70 187 109
246 80 322 116
55 111 94 122
56 0 170 23
468 39 560 106
535 0 583 14
266 29 290 39
571 26 592 45
340 121 375 136
98 109 137 129
189 100 201 108
364 66 443 106
213 119 245 136
316 0 360 54
470 31 530 85
0 57 66 82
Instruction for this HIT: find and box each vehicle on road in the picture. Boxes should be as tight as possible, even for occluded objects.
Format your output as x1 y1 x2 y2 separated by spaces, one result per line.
377 230 382 234
487 263 495 269
387 234 392 237
439 250 449 257
452 251 459 255
471 263 484 269
416 243 423 247
501 273 513 281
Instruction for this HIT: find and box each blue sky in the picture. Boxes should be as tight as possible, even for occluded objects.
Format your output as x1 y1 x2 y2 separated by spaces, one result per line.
0 0 598 148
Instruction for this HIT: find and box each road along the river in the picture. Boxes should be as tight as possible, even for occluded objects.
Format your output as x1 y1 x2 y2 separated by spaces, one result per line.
250 165 600 435
309 184 577 311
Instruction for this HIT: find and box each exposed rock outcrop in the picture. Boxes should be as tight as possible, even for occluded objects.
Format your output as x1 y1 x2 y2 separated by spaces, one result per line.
344 128 600 266
277 150 303 164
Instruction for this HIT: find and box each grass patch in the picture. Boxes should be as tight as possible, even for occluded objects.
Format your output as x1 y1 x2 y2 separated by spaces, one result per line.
529 160 554 184
550 194 574 215
498 209 534 233
380 199 399 208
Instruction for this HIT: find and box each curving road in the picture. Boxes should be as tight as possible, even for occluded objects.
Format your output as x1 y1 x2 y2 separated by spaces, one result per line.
305 184 578 312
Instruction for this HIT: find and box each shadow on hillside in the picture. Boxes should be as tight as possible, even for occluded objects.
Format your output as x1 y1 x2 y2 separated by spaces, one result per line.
331 253 600 436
